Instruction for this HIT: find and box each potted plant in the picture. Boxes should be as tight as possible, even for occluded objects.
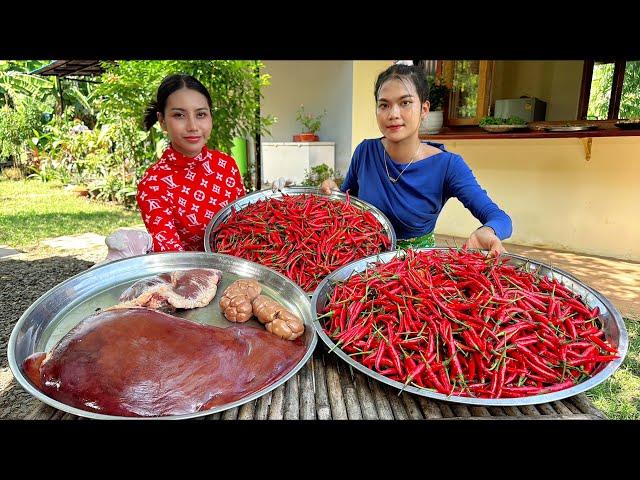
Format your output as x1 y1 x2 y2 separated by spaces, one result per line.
293 105 326 142
421 77 449 135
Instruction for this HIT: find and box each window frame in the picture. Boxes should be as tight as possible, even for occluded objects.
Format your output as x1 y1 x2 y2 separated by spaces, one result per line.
415 59 494 127
578 59 627 120
442 60 494 126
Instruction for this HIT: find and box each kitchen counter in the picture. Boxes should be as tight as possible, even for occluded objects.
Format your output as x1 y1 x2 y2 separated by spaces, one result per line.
421 120 640 141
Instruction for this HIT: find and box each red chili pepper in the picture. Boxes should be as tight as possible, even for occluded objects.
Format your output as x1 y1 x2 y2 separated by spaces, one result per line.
321 247 617 399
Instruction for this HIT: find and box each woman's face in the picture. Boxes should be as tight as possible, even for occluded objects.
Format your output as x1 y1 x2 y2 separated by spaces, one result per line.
158 87 212 158
376 78 429 143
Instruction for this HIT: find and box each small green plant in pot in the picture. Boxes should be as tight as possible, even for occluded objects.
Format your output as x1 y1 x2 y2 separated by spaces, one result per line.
294 105 326 142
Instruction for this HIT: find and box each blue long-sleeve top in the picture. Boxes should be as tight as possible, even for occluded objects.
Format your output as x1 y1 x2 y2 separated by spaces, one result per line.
340 138 513 241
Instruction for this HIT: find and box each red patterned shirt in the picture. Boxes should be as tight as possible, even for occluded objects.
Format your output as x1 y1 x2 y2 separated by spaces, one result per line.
137 145 246 252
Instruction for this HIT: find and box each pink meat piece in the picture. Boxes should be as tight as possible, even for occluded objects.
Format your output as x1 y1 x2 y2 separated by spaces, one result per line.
117 268 222 310
22 307 306 417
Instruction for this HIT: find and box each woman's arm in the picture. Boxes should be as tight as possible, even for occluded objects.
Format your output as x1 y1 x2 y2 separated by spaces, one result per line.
445 155 513 255
465 226 506 255
340 144 365 195
445 155 513 239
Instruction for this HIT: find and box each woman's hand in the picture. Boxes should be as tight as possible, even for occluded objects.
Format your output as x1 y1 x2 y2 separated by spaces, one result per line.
464 226 506 256
320 179 339 194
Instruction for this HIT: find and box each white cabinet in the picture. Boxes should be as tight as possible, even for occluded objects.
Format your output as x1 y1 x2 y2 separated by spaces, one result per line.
260 142 335 188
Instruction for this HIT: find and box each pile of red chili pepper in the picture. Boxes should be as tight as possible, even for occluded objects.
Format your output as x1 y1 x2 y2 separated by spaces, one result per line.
211 193 391 292
319 248 619 399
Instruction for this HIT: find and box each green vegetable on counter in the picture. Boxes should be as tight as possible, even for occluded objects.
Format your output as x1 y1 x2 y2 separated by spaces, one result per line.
480 116 527 126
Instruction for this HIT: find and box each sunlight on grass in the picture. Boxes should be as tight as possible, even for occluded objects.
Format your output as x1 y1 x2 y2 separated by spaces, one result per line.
587 315 640 419
0 179 142 248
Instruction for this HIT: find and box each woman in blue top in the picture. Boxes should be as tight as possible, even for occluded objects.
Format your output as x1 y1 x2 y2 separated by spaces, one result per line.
321 63 512 256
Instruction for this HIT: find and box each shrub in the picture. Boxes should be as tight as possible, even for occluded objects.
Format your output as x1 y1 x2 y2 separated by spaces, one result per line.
301 164 343 187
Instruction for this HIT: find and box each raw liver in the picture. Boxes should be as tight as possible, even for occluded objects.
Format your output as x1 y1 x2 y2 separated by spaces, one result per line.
23 307 306 417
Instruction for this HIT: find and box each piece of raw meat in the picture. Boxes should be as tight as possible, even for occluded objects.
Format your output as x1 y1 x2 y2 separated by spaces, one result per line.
117 268 222 310
22 307 306 417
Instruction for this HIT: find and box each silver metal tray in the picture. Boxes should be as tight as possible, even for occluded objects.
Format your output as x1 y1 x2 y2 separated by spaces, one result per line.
8 252 316 420
310 248 628 406
545 125 598 132
204 186 397 293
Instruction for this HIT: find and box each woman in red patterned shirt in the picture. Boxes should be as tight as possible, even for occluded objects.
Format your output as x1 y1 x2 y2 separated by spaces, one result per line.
138 74 246 252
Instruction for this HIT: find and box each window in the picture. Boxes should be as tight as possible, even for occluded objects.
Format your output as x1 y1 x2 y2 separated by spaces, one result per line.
444 60 493 126
578 60 640 120
416 60 494 126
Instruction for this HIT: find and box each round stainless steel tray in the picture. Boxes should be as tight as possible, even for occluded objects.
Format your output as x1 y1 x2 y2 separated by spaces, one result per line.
8 252 316 420
545 125 598 132
204 186 397 293
310 248 628 406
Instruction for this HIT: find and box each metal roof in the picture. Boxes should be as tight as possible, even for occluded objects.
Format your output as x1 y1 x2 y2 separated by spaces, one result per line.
31 60 106 78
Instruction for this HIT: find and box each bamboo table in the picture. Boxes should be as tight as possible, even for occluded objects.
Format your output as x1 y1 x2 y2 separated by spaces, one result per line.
24 348 607 421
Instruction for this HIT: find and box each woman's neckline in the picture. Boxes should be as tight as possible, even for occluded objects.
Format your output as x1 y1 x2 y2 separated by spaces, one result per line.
378 138 445 165
168 144 208 159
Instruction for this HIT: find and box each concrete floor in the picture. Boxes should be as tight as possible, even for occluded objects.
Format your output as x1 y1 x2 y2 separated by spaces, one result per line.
436 234 640 317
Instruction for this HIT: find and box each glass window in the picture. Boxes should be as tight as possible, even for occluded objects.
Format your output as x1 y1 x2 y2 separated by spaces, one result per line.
620 60 640 119
441 60 493 126
451 60 480 119
587 62 615 120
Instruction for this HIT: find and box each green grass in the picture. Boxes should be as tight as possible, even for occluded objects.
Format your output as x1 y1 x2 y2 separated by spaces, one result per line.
586 315 640 419
0 179 142 248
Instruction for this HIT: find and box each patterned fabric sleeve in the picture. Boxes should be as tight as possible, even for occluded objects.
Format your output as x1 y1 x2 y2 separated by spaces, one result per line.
137 167 185 252
218 151 246 201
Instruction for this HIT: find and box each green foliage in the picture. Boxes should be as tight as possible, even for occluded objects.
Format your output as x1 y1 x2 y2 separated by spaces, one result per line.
95 60 275 153
427 76 449 111
89 60 275 205
0 99 46 170
451 61 478 118
588 61 640 120
301 163 343 187
0 68 57 108
26 117 114 187
0 60 276 208
479 116 526 126
296 105 325 134
620 60 640 119
0 61 97 174
587 63 614 120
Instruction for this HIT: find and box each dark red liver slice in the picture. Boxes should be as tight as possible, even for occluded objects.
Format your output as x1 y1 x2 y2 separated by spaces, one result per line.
23 307 306 417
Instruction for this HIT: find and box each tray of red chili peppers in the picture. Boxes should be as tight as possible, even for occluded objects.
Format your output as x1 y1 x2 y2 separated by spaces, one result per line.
204 187 396 294
311 247 628 406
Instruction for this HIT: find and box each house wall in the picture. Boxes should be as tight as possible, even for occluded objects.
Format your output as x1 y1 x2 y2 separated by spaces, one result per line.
492 61 584 120
350 62 640 261
435 137 640 261
351 61 393 152
259 61 353 178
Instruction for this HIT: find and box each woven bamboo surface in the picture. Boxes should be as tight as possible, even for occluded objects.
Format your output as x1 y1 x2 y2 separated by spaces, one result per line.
24 350 607 421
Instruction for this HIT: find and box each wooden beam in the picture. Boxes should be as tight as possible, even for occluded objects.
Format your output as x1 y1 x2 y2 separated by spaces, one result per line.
609 60 626 119
577 60 594 120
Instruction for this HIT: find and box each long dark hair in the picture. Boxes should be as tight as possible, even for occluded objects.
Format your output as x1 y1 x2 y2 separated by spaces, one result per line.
143 74 213 130
374 64 430 104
